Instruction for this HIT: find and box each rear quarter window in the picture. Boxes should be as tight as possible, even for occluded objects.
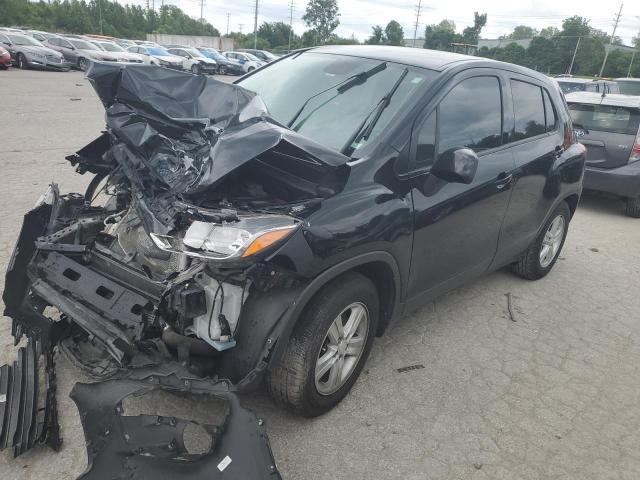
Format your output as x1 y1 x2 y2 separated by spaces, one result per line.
510 80 546 141
568 104 640 135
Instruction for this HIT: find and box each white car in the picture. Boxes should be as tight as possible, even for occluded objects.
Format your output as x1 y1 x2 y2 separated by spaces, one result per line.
166 47 217 75
222 51 264 73
127 45 183 70
89 40 144 64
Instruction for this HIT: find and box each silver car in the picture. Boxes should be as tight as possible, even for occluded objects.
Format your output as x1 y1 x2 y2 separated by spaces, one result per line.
45 37 122 71
88 40 144 64
0 32 70 71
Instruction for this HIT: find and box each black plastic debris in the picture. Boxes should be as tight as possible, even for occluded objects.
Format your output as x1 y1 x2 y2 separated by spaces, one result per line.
71 367 281 480
0 339 62 457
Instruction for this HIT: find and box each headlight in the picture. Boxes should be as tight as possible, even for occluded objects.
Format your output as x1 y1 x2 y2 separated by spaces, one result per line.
150 215 299 260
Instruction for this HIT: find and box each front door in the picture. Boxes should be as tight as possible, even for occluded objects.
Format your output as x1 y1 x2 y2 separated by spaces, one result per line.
406 71 516 306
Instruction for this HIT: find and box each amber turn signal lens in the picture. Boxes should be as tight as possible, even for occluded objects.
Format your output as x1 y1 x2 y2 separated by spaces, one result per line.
242 228 295 257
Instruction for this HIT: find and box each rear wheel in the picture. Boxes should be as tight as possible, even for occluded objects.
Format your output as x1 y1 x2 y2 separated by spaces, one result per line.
625 196 640 218
17 53 28 69
512 201 570 280
218 65 227 75
247 66 255 72
266 272 379 417
78 57 87 71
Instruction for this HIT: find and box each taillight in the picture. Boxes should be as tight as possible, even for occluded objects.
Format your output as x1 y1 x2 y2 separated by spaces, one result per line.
630 130 640 163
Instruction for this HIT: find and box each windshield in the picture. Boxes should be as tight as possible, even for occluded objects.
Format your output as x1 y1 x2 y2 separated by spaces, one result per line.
148 47 171 56
209 51 226 61
99 42 126 53
557 81 587 94
184 47 205 58
244 52 260 62
617 80 640 96
568 103 640 135
238 52 435 153
8 34 42 46
70 39 100 51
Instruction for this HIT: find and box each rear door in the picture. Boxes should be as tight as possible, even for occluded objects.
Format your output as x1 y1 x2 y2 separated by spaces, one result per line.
567 102 640 169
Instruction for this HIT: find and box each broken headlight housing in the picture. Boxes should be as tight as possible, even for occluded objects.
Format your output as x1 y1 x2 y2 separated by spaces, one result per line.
150 215 300 260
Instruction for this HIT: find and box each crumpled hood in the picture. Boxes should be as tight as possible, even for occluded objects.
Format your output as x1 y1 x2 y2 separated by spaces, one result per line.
82 62 349 233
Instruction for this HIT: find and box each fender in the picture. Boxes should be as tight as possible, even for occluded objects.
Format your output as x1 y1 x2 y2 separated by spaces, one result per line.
268 250 403 371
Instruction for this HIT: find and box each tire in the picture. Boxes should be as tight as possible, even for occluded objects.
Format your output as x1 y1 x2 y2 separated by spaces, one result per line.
247 66 255 72
78 57 87 71
17 53 28 70
191 64 201 75
625 197 640 218
266 272 379 417
218 65 227 75
512 201 571 280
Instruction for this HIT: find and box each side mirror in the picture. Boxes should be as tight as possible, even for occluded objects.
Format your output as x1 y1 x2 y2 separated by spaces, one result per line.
431 148 479 184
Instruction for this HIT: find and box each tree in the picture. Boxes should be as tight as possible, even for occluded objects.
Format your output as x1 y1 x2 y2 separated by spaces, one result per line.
493 42 527 64
303 0 339 45
461 12 486 44
384 20 404 46
366 25 384 45
539 26 560 38
258 21 296 49
424 20 458 50
503 25 538 40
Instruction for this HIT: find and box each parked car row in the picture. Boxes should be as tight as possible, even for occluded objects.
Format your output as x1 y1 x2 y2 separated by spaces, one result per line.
0 27 274 75
554 75 640 96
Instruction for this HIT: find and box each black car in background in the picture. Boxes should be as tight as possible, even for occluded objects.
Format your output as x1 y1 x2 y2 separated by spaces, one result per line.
4 47 585 422
565 91 640 217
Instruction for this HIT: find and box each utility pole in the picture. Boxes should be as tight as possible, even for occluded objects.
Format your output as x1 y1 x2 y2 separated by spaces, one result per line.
199 0 205 34
628 51 636 77
98 0 103 34
238 23 245 34
226 13 230 36
253 0 259 49
599 3 623 77
288 0 295 52
413 0 422 48
568 36 581 75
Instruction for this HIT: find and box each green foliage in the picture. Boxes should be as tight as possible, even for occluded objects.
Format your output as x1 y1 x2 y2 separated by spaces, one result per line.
502 25 538 40
384 20 404 46
475 16 637 77
0 0 220 39
423 20 458 50
461 12 486 44
258 21 295 49
365 21 403 46
303 0 339 44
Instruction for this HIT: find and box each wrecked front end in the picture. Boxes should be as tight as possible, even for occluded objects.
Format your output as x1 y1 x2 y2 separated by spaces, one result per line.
1 63 350 475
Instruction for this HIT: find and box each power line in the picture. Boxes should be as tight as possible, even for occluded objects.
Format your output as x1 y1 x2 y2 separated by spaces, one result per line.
413 0 423 48
599 3 624 76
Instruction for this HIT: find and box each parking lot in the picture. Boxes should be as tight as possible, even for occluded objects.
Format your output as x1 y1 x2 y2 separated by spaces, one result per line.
1 68 640 479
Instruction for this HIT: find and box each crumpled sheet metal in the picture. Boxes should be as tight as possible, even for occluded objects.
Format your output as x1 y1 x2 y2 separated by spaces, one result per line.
85 62 349 197
71 368 282 480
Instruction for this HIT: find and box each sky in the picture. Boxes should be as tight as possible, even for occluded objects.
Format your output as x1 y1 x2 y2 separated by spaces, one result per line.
140 0 640 45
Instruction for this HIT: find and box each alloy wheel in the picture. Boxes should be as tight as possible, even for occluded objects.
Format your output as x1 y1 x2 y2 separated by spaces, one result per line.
539 215 565 268
315 302 369 395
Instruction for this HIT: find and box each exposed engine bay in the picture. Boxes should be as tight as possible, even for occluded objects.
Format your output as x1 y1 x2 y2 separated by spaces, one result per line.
0 62 351 475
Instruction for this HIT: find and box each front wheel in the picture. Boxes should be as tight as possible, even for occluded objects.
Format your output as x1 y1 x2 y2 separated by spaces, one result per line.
512 201 571 280
17 53 28 69
266 272 379 417
78 57 87 71
625 196 640 218
191 64 201 75
218 65 227 75
247 66 255 72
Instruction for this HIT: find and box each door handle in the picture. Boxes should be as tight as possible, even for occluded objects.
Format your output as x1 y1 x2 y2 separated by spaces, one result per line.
495 173 513 190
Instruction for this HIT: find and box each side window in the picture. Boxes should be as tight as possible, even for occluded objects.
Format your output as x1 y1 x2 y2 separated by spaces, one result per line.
61 40 72 49
543 89 557 132
48 37 58 46
415 110 437 169
510 80 546 141
438 76 502 154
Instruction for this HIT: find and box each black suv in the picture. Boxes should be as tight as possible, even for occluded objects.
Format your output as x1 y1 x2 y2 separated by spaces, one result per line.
4 46 585 420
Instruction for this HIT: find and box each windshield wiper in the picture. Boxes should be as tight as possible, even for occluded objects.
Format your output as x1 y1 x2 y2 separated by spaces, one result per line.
286 62 387 128
342 68 409 155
